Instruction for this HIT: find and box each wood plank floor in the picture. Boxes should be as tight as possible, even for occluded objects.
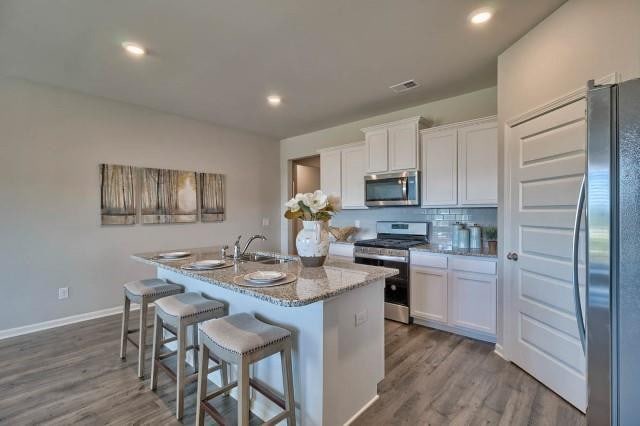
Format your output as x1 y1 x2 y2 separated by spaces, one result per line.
0 312 585 425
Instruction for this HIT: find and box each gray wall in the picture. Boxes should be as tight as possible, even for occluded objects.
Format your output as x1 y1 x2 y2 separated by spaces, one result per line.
279 86 498 252
496 0 640 349
0 77 281 331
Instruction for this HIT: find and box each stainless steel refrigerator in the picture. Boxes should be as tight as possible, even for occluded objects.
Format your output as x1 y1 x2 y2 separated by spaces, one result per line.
581 78 640 425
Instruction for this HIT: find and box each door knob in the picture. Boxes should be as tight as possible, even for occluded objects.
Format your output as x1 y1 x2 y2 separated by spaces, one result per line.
506 252 519 261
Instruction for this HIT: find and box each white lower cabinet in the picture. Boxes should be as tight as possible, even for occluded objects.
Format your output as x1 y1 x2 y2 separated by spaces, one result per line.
410 266 447 324
410 253 497 342
449 271 496 335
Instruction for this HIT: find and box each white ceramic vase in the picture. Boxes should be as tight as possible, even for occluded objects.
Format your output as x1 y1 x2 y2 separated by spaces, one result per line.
296 220 329 267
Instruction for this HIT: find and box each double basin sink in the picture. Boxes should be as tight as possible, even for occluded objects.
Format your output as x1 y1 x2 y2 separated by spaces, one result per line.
232 252 295 265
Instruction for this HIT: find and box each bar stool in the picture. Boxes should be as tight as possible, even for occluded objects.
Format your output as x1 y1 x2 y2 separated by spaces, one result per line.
120 278 183 378
196 313 296 426
150 292 227 419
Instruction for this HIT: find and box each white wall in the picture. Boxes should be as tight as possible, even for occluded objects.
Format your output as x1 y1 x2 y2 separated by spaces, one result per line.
0 76 281 331
497 0 640 349
279 86 498 251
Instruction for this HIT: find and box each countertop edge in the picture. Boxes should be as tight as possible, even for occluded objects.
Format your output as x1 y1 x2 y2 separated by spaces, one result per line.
409 246 498 259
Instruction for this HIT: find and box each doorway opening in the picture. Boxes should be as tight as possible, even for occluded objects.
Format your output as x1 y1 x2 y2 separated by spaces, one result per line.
288 155 320 255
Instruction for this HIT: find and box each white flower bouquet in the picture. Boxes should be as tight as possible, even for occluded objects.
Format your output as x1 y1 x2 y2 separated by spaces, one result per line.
284 190 339 222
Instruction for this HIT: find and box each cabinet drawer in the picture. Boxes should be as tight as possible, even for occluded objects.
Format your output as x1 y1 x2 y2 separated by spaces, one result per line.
329 243 353 259
450 257 496 275
410 252 447 269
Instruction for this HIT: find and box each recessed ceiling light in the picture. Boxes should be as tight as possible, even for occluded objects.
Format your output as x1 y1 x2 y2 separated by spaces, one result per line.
267 95 282 106
122 42 146 56
470 10 492 24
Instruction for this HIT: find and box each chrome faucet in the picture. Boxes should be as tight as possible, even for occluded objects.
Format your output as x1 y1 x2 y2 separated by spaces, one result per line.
232 234 267 259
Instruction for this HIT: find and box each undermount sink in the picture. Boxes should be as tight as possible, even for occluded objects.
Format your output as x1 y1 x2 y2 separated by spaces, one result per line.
234 252 295 264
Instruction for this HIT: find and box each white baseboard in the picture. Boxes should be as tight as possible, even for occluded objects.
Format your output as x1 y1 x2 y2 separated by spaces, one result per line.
344 395 379 425
413 318 496 344
0 303 145 341
494 343 508 361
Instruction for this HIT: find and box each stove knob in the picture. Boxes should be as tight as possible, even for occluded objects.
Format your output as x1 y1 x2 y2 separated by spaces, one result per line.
390 284 397 291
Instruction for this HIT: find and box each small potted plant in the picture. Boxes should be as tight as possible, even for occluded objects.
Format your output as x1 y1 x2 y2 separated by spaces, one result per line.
484 226 498 255
284 190 339 266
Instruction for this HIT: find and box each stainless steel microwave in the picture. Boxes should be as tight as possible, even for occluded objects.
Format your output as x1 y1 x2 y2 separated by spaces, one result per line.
364 171 419 207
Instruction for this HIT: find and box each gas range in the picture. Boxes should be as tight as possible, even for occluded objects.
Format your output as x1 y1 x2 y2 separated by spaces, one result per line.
353 221 429 324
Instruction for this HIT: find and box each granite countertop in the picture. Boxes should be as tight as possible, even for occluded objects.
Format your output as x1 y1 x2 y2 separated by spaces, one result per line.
131 247 398 307
410 244 498 258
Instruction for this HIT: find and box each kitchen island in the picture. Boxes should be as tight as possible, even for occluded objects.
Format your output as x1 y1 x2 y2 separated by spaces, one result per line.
132 247 397 425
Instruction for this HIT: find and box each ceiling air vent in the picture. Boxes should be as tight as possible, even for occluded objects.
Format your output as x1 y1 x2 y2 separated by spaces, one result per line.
389 79 420 93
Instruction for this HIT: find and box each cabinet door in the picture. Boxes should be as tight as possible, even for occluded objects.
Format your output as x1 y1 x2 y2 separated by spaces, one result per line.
410 266 447 323
421 129 458 206
458 122 498 205
389 122 418 170
320 149 341 199
341 144 367 209
450 271 496 335
365 129 388 173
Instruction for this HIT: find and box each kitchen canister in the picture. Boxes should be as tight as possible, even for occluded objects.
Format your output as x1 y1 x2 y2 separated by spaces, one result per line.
451 223 464 248
469 224 482 249
458 228 470 249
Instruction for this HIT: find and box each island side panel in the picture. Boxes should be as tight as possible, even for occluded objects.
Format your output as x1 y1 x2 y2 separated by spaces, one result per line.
322 278 385 425
157 268 325 425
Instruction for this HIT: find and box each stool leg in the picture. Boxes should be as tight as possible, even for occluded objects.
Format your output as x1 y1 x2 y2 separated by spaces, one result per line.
192 324 199 373
221 360 229 395
150 314 163 391
137 300 148 379
281 343 296 426
237 356 250 426
195 342 209 426
119 295 130 360
176 323 187 419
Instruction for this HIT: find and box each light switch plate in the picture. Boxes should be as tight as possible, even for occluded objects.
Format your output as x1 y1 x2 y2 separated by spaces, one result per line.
355 309 368 326
262 217 270 227
58 287 69 299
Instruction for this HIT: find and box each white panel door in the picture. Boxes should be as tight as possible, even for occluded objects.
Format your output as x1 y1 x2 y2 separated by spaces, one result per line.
450 271 496 334
421 129 458 206
389 122 418 170
320 149 341 199
506 99 587 411
365 129 388 173
341 144 366 209
410 266 447 323
458 122 498 205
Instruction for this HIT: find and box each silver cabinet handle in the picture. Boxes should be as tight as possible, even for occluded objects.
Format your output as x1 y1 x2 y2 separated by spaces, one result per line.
573 175 586 353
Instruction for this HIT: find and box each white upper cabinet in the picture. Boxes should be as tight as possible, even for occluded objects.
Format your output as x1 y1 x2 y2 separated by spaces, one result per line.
362 117 425 174
421 129 458 206
389 121 420 170
420 116 497 207
364 129 388 173
319 142 367 210
320 148 342 199
458 121 498 205
340 143 367 209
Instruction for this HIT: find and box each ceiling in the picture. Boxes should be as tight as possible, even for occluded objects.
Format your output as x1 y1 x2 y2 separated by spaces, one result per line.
0 0 565 139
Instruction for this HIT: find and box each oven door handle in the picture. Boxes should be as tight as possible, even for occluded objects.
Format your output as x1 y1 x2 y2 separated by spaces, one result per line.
354 253 408 263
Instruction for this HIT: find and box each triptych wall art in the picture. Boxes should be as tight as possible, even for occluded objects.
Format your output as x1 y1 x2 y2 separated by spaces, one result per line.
99 164 225 225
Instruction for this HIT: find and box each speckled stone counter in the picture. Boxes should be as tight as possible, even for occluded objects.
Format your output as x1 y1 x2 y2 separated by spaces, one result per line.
410 244 498 258
131 245 393 424
132 246 397 307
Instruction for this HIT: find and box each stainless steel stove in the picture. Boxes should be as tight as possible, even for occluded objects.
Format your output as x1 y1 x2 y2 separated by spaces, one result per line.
354 221 429 323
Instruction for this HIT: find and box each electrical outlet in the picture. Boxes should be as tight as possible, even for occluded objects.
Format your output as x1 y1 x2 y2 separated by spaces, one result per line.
355 220 361 228
355 309 368 326
262 217 270 227
58 287 69 300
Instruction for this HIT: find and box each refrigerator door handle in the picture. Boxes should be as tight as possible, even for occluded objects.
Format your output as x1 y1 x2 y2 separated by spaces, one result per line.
573 174 587 353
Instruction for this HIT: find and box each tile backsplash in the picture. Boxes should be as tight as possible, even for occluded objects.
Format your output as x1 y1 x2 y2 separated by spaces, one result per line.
330 207 497 248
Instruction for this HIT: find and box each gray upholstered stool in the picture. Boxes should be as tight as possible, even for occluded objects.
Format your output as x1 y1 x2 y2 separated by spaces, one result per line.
150 292 226 420
196 313 296 426
120 278 183 378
